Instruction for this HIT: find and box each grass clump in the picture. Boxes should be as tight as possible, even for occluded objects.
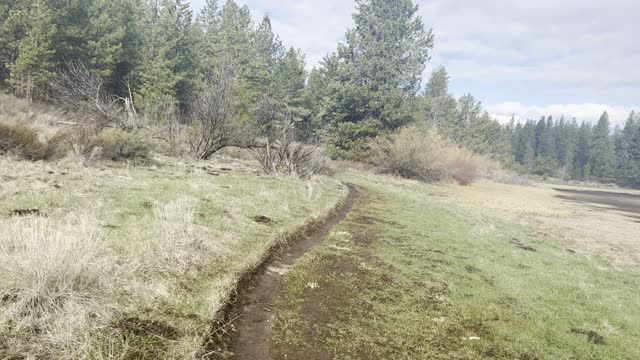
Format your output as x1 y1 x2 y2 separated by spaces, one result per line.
369 125 498 185
95 128 152 163
0 215 109 358
0 122 48 160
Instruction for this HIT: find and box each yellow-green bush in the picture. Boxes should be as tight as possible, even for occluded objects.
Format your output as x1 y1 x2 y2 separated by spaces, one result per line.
369 126 499 185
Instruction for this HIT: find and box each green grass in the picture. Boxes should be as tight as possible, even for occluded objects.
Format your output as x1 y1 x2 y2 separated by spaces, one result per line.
0 156 347 359
271 170 640 359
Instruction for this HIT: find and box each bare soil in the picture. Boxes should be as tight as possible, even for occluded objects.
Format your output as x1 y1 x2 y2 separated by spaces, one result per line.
205 185 359 359
554 188 640 221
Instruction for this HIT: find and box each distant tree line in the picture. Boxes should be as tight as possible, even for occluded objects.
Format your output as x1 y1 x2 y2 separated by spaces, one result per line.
1 0 639 187
420 65 640 187
506 111 640 187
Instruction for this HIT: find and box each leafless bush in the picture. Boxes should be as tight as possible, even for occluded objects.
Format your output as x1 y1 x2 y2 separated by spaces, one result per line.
49 62 139 130
189 60 256 159
146 95 187 156
253 98 327 178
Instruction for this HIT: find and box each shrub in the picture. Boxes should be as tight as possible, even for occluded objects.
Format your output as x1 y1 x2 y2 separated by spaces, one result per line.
49 62 139 130
95 128 152 163
45 127 152 165
369 126 496 185
189 59 256 159
254 120 327 179
0 122 47 160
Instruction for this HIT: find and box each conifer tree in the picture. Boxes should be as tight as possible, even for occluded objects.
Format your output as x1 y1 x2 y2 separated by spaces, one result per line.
9 0 56 103
198 0 221 71
136 0 178 109
590 111 615 180
422 66 457 128
0 1 28 84
574 122 593 179
86 0 126 79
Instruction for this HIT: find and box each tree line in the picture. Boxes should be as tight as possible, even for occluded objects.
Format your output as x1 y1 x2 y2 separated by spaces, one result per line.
1 0 639 187
507 112 640 187
0 0 306 113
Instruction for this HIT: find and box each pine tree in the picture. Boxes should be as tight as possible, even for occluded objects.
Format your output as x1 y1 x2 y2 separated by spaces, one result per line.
197 0 221 71
161 0 199 107
110 0 146 97
613 112 637 185
217 0 254 119
50 0 92 65
338 0 434 128
311 0 434 157
136 0 178 109
450 93 481 142
422 66 457 128
251 15 285 97
0 1 28 84
274 47 307 124
625 112 640 187
590 111 615 180
86 0 126 79
9 0 56 103
574 122 592 180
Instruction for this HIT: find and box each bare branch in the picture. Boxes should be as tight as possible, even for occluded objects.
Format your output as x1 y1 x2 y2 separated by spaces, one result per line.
49 62 138 130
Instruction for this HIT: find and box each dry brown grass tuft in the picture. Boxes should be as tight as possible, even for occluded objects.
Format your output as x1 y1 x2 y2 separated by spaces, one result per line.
0 122 48 160
0 215 110 358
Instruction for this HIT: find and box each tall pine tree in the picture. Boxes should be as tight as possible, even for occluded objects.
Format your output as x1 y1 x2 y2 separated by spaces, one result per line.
9 0 56 103
590 111 615 180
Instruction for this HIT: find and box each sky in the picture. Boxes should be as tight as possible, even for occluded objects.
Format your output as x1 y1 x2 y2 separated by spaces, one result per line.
191 0 639 125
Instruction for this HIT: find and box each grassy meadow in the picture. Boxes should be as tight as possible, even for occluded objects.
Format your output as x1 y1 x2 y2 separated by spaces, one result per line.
0 156 346 358
271 170 640 359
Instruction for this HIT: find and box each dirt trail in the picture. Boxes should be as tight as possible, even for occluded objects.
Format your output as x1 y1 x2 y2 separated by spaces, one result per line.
221 185 359 359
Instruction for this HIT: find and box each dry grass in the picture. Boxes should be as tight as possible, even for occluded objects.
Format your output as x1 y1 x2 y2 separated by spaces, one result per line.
0 215 109 358
0 93 68 137
432 180 640 269
0 156 346 358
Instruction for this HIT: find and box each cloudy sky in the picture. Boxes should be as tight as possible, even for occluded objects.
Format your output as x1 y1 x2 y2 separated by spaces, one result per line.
191 0 638 125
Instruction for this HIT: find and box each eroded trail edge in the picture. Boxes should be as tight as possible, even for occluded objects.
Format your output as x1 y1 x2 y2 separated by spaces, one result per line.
205 184 359 359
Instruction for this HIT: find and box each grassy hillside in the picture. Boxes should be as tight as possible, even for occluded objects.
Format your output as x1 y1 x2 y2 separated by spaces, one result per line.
271 170 640 359
0 156 346 358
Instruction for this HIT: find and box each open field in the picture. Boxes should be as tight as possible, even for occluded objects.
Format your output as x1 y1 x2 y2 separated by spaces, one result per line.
267 171 640 359
0 156 346 359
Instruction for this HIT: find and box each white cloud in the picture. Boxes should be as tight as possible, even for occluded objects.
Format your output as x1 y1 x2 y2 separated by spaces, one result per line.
189 0 640 110
486 102 634 126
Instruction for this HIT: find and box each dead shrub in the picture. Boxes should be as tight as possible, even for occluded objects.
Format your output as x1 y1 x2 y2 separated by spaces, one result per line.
189 59 256 159
49 62 139 130
0 122 47 160
146 95 188 157
369 126 496 185
254 122 327 178
253 98 327 178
